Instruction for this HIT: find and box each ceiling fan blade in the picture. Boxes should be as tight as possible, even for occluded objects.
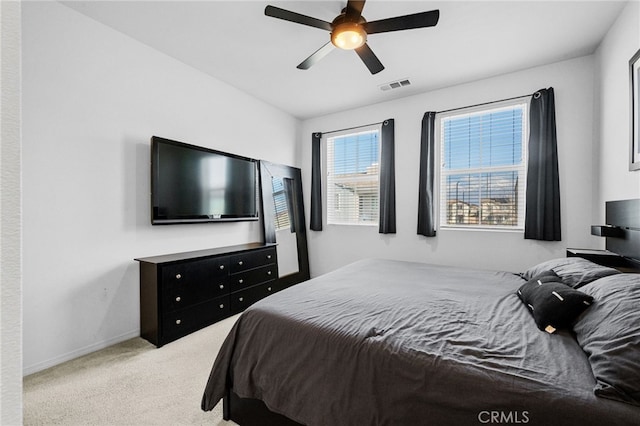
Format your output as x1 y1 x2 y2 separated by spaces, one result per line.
265 5 332 31
345 0 366 20
297 42 335 70
355 43 384 74
366 9 440 34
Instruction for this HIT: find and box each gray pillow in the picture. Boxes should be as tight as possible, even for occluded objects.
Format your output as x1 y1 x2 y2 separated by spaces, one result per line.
573 274 640 406
523 257 620 288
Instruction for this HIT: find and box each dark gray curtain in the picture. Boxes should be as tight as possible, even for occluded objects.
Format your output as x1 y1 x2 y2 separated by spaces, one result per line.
310 132 323 231
525 88 561 241
417 112 437 237
379 119 396 234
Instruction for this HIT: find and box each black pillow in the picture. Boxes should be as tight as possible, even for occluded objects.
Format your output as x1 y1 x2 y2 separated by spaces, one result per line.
517 270 561 301
517 271 594 333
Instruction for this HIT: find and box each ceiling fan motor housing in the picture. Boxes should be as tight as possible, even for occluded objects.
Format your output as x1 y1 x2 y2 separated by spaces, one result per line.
331 13 367 50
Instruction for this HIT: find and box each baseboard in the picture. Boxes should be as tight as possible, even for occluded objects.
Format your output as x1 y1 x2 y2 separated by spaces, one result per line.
23 329 140 377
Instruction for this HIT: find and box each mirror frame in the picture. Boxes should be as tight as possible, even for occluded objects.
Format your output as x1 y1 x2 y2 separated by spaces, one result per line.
259 160 310 287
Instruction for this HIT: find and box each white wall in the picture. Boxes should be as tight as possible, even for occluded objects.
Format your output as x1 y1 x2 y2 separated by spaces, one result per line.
21 1 299 375
301 56 599 277
594 0 640 220
1 0 23 422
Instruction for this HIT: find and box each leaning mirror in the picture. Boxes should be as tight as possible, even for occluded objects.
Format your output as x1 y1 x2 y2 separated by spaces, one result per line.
260 161 310 287
270 175 299 276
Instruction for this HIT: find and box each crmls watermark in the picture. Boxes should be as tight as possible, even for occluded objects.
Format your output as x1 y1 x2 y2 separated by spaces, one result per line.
477 411 530 424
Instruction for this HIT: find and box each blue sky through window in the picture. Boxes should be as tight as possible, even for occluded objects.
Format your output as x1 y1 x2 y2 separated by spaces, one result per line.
332 132 379 175
443 108 523 171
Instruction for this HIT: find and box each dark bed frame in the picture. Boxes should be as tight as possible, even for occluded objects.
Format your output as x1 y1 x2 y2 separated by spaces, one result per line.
223 389 303 426
605 199 640 269
221 199 640 426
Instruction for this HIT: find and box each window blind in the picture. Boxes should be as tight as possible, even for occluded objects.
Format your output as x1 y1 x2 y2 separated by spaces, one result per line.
439 102 527 229
326 130 380 225
271 177 290 231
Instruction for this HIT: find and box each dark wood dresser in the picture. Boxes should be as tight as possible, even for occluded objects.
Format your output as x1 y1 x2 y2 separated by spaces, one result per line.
135 243 279 347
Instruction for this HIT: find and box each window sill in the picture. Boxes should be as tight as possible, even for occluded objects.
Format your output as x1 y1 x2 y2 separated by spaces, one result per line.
439 226 524 234
326 222 378 227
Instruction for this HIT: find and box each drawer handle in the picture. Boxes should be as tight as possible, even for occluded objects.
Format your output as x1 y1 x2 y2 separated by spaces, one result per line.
238 279 243 284
176 274 182 279
239 297 244 302
267 271 272 276
219 284 224 290
268 287 272 291
267 255 272 259
238 260 243 266
175 296 181 302
176 319 181 325
219 304 224 309
219 265 225 270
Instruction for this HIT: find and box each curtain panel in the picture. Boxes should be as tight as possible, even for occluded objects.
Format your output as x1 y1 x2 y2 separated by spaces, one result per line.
310 132 323 231
417 112 437 237
524 87 561 241
379 119 396 234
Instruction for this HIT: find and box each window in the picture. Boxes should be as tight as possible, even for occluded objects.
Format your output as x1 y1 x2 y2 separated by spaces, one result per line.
439 101 528 230
271 177 290 231
325 128 380 225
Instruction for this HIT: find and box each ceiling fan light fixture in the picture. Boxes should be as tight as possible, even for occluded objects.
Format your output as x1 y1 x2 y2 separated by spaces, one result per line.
265 2 440 74
331 23 366 50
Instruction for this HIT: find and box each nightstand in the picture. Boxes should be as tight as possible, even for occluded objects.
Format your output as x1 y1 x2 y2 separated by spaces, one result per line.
566 248 640 273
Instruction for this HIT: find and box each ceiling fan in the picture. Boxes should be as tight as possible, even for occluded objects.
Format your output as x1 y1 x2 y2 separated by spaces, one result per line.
264 0 440 75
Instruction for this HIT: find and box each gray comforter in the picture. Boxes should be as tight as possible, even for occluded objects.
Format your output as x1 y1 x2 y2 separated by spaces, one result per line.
202 259 639 425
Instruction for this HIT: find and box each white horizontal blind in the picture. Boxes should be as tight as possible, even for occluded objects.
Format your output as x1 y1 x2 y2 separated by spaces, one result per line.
326 130 380 226
271 177 290 231
439 102 528 230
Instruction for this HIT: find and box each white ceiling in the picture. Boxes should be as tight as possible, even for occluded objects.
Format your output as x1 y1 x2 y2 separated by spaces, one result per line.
62 0 627 119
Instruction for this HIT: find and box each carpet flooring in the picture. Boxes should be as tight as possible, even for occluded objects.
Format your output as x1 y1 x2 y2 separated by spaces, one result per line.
23 315 241 425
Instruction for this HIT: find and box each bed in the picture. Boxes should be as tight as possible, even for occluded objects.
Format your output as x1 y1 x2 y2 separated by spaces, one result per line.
201 201 640 425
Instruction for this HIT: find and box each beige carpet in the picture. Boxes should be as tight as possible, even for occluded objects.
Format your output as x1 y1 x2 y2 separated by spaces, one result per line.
24 315 241 425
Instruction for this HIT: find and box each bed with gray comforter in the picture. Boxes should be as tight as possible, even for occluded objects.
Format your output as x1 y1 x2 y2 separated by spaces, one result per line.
201 258 640 425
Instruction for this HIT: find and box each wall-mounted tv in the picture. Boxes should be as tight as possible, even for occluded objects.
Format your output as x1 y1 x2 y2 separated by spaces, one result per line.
151 136 259 224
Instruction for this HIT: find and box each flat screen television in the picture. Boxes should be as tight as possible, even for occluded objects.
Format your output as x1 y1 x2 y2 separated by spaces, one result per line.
151 136 259 224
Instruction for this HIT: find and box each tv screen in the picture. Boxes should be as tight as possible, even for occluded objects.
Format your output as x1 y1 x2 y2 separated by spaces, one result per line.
151 136 259 224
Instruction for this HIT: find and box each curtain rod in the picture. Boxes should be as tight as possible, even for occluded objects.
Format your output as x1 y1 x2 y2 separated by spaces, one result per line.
317 120 386 137
317 92 536 134
436 93 536 115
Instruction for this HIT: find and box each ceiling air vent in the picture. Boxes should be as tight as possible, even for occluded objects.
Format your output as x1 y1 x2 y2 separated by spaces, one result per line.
379 78 411 91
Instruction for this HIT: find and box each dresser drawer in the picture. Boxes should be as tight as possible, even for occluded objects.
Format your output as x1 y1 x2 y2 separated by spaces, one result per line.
162 296 230 344
229 264 277 292
229 247 277 273
269 279 290 294
229 282 276 314
161 276 229 313
161 257 229 285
